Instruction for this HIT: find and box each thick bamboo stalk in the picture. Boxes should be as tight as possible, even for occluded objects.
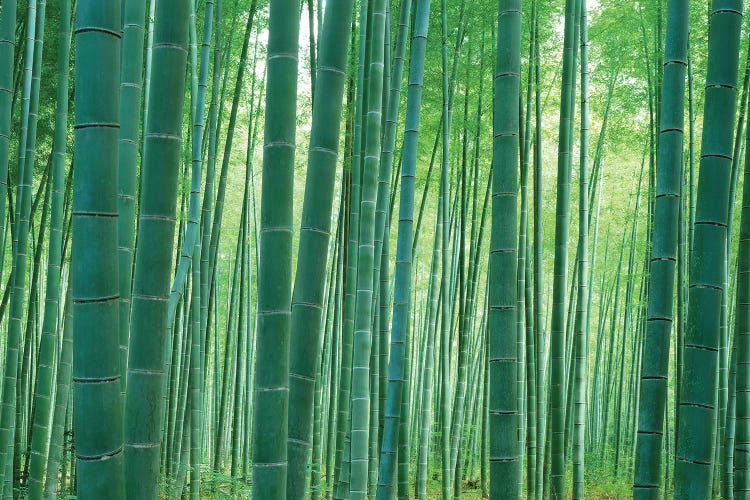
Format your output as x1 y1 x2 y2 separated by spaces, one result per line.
676 1 743 496
633 0 689 495
70 1 124 497
488 0 522 497
123 0 190 496
286 0 354 494
251 0 301 496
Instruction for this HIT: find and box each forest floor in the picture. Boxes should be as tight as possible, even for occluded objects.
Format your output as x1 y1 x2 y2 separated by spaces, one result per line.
185 467 632 498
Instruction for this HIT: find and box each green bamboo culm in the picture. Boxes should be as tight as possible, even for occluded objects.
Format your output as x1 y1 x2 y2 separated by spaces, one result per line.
71 1 125 497
0 0 38 490
438 1 452 496
550 0 579 496
163 0 215 460
189 240 202 499
571 0 589 497
375 0 430 495
251 0 301 496
168 0 214 345
675 0 743 497
416 185 442 498
521 7 536 495
286 0 354 495
123 0 191 495
117 0 149 390
734 38 750 492
349 0 387 494
371 0 413 406
183 5 215 491
44 288 73 497
200 0 221 393
370 0 414 482
632 0 689 496
532 7 544 496
488 0 521 497
26 0 72 496
16 2 49 488
0 0 16 278
333 2 370 494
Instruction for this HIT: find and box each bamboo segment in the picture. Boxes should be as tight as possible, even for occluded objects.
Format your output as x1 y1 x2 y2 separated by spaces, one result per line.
676 1 743 497
117 0 149 390
71 2 124 497
251 0 300 497
488 0 522 497
548 0 579 496
0 0 16 284
349 0 387 495
287 0 354 495
375 0 429 495
123 0 190 496
633 0 689 496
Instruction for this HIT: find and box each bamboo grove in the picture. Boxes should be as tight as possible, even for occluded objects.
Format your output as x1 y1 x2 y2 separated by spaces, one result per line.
0 0 749 498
